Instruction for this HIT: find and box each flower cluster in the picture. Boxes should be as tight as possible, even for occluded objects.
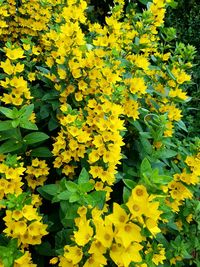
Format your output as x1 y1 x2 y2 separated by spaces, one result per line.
56 185 164 267
3 205 48 245
0 0 199 266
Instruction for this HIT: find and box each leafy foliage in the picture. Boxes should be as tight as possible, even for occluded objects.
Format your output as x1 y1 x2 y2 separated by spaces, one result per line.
0 0 199 267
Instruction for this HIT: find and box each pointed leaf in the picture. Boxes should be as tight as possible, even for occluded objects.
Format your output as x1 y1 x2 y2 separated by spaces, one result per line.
0 121 13 131
30 147 52 157
89 190 106 209
123 179 136 189
0 140 22 154
0 107 14 119
23 132 49 145
79 182 94 193
78 168 90 184
69 193 80 203
37 184 59 199
140 158 152 175
20 104 34 119
65 181 78 192
20 120 38 130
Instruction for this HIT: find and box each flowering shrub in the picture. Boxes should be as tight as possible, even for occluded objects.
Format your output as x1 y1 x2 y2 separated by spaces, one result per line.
0 0 199 266
165 0 200 138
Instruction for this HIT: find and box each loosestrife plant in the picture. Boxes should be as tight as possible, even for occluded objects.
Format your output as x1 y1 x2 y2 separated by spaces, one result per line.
0 0 199 266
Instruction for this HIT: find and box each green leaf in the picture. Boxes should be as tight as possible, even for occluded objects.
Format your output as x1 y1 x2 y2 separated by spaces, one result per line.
153 174 172 185
123 179 136 189
140 158 152 175
176 120 188 132
37 184 59 198
60 201 78 220
69 192 80 203
65 181 78 192
0 129 20 142
0 107 14 119
79 182 94 193
42 91 59 101
167 221 179 231
30 147 52 157
20 120 38 130
57 191 71 200
0 121 13 131
23 132 49 145
40 105 50 119
128 119 143 132
140 137 153 154
0 238 18 267
156 149 177 159
60 201 79 227
34 242 54 256
20 104 34 120
89 190 106 209
48 117 59 131
139 132 152 139
8 238 18 249
167 0 178 8
0 140 22 154
1 254 14 267
55 229 70 250
166 66 176 80
11 119 20 128
123 187 131 203
36 66 50 75
171 161 181 173
50 100 60 111
78 168 90 184
83 194 96 206
138 0 149 4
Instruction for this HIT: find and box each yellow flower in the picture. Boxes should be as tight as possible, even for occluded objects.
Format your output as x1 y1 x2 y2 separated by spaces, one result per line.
28 234 43 245
14 62 24 73
95 217 114 248
130 77 147 95
14 251 36 267
74 218 93 246
110 243 124 266
13 221 27 235
89 165 104 179
63 245 83 265
77 206 87 217
88 240 106 255
28 72 36 81
107 203 129 226
23 44 31 51
115 222 143 247
5 47 25 60
152 246 166 265
49 257 58 265
88 150 100 163
145 218 161 235
27 221 48 236
126 197 148 219
22 205 40 221
171 67 191 84
12 210 23 221
132 185 149 200
133 55 149 70
160 104 182 121
0 59 14 75
112 243 143 267
83 254 107 267
58 67 67 79
186 214 193 223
